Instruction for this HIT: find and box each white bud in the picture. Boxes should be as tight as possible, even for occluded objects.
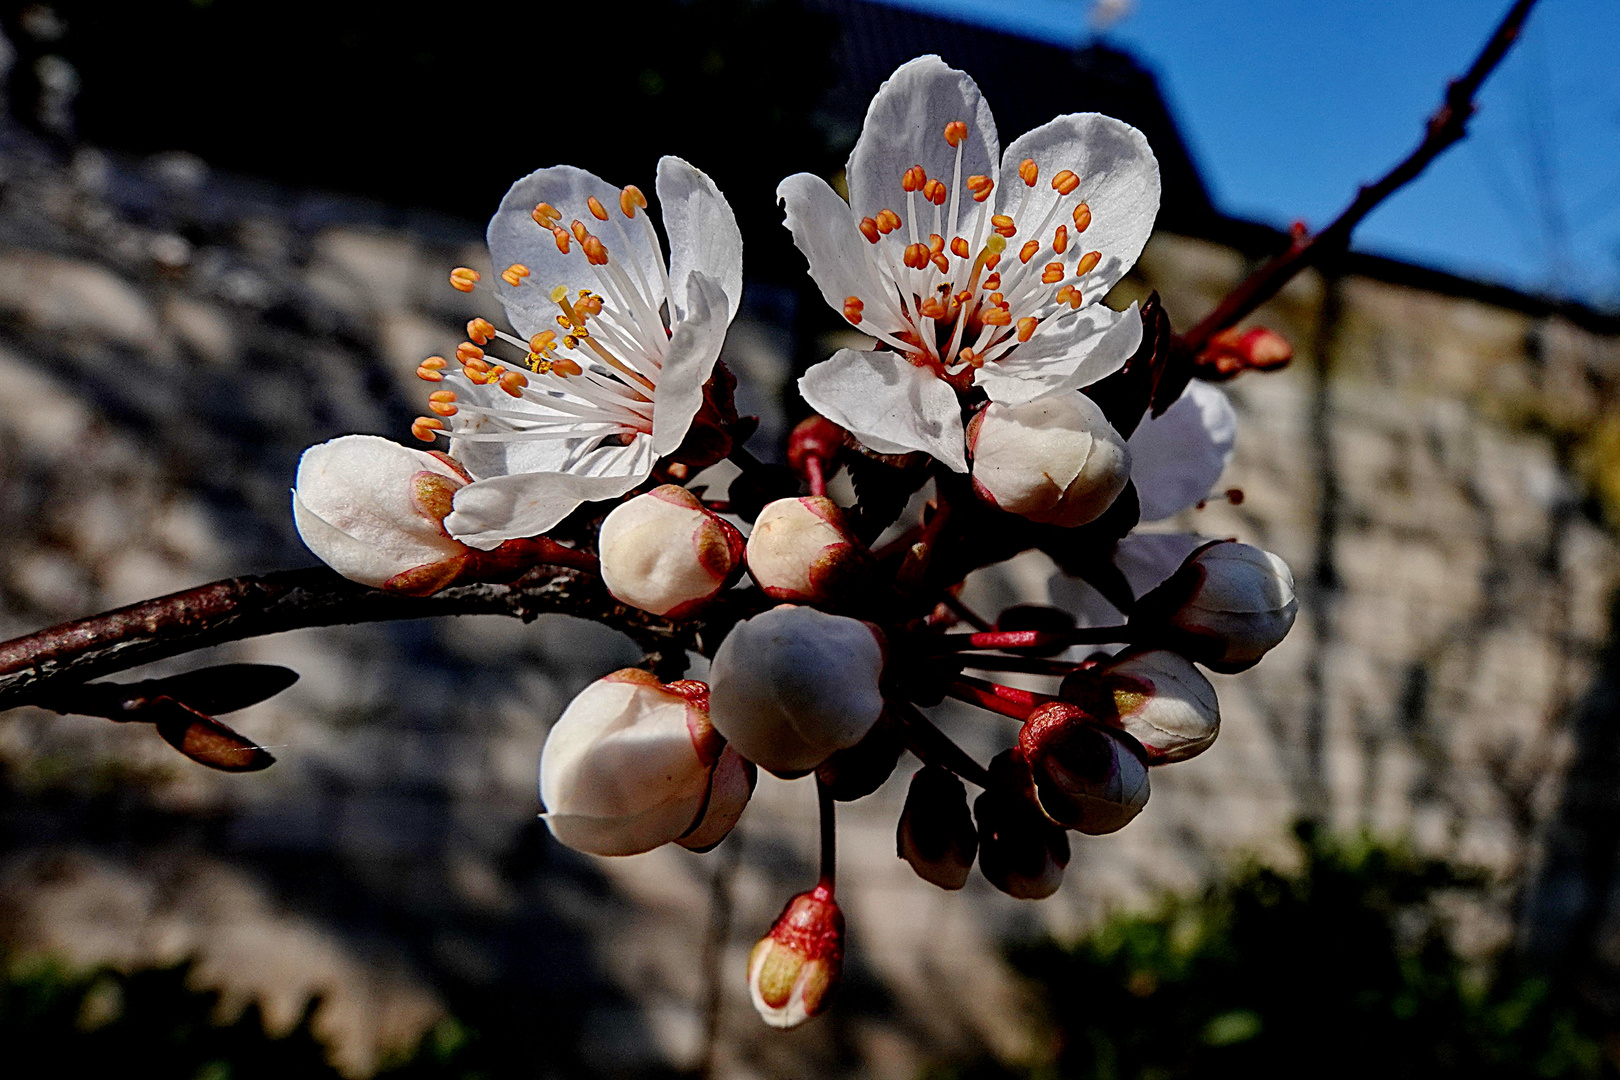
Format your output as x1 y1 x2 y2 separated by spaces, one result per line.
292 435 472 593
1066 649 1220 763
1145 542 1297 672
539 670 730 857
599 485 744 617
967 392 1131 527
709 605 884 776
745 496 871 604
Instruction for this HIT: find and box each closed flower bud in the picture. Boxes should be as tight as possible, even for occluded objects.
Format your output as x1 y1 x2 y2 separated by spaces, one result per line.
748 885 844 1029
539 670 747 856
1018 702 1149 834
599 485 744 617
292 435 473 594
1137 541 1298 673
709 605 885 777
975 750 1071 899
1060 649 1220 763
745 496 873 604
967 392 1130 527
896 766 978 890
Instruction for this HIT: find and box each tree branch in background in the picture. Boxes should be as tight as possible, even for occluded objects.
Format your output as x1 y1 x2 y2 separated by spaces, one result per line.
1179 0 1539 356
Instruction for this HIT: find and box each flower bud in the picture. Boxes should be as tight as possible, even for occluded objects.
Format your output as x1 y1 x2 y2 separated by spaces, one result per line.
896 766 978 890
292 435 473 594
539 670 746 856
1060 649 1219 763
748 885 844 1029
709 605 885 777
599 485 744 617
974 750 1071 899
1136 541 1297 673
745 496 873 604
967 392 1130 527
677 745 756 852
1018 703 1149 834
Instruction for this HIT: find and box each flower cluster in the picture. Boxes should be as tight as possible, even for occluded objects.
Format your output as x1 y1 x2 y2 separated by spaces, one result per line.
291 56 1296 1029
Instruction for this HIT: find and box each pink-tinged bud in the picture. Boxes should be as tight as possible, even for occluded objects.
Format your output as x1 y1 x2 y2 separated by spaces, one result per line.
599 485 744 617
1061 649 1220 763
1137 541 1298 673
678 745 757 852
748 885 844 1029
709 605 885 777
896 765 978 890
1200 325 1294 378
967 393 1130 527
1018 703 1149 834
745 496 873 604
539 670 747 856
974 750 1071 899
292 435 473 594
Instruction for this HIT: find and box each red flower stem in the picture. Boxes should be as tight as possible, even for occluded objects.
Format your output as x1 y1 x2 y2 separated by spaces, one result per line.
958 654 1085 676
805 456 826 498
890 700 994 789
948 675 1058 721
923 627 1131 653
816 776 837 894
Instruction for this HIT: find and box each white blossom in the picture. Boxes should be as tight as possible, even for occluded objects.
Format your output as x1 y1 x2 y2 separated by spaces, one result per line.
781 55 1159 470
415 157 742 549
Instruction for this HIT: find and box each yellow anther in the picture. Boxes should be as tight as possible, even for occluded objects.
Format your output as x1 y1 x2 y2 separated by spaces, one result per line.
1017 316 1038 342
1072 202 1092 232
944 120 967 147
563 334 579 350
983 272 1001 290
991 215 1016 238
1041 262 1065 284
498 370 529 397
467 318 496 345
966 174 994 202
587 196 609 221
950 236 970 259
1075 250 1102 276
411 417 445 442
501 263 530 287
620 185 647 217
859 217 881 243
553 357 583 377
529 330 558 353
553 227 572 254
420 355 447 370
456 342 485 363
533 202 561 225
919 297 947 320
583 236 608 265
1019 240 1040 264
958 347 981 367
571 220 589 242
1051 170 1080 196
416 365 444 383
449 267 480 293
1018 159 1038 186
577 293 603 316
981 307 1012 327
902 165 926 193
876 209 902 233
1052 224 1069 254
923 178 947 206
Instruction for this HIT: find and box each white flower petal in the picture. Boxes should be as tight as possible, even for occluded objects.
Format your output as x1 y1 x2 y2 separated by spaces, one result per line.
846 55 1000 227
652 271 729 456
777 172 902 336
657 156 743 326
975 301 1142 406
445 437 655 549
1115 532 1210 597
998 113 1159 300
486 165 668 340
444 374 582 481
799 349 967 472
1129 381 1237 520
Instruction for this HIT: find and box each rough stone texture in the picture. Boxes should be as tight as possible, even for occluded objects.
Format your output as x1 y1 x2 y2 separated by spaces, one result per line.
2 123 1620 1079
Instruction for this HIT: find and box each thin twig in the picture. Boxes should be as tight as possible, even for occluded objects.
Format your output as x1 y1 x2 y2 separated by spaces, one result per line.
891 700 994 789
0 566 697 711
1180 0 1539 353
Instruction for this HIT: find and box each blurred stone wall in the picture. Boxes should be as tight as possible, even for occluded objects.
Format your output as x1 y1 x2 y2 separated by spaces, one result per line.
3 120 1620 1080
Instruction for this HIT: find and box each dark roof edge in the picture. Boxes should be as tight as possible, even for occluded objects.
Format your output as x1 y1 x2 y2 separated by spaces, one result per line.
1183 214 1620 336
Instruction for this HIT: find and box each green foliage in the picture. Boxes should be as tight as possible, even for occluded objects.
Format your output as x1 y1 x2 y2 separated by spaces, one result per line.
929 825 1610 1080
0 956 482 1079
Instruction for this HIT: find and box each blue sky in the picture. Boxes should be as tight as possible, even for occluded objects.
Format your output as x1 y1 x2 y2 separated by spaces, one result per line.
870 0 1620 309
